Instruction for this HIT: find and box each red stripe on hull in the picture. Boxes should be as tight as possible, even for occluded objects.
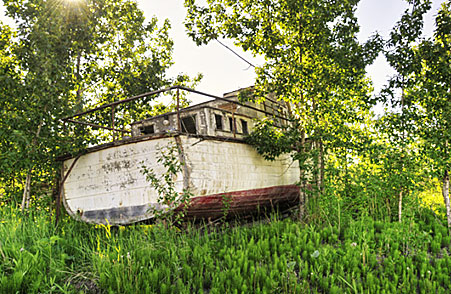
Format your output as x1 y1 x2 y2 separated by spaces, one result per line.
178 184 300 218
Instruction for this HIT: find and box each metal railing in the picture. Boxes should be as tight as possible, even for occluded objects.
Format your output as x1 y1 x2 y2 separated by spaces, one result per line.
61 85 290 141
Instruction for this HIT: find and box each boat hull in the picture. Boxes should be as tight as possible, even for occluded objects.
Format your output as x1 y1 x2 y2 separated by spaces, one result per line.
179 184 300 219
62 135 300 224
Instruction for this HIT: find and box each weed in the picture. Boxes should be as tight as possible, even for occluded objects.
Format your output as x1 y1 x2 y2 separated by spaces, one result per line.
140 141 192 226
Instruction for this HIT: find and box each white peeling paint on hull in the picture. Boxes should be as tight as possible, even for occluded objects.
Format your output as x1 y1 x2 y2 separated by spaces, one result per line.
62 135 300 224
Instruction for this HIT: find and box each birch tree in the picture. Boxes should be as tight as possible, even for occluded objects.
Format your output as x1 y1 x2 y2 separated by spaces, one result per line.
185 0 381 218
0 0 182 209
413 2 451 232
382 0 431 222
384 1 451 229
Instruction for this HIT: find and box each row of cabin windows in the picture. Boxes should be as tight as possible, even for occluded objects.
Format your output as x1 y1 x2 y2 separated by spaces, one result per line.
139 114 249 136
139 116 197 135
214 114 248 135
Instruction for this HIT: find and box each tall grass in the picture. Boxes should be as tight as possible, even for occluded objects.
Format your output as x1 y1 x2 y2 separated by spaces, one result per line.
1 206 450 293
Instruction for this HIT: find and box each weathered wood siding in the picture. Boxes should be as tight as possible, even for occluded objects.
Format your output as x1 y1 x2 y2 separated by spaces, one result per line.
62 136 182 224
181 136 299 196
62 135 299 224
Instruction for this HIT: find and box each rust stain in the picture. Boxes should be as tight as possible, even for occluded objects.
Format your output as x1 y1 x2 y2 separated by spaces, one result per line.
175 136 190 191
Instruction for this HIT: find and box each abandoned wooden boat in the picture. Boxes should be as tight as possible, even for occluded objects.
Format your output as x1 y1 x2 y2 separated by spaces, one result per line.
59 86 300 224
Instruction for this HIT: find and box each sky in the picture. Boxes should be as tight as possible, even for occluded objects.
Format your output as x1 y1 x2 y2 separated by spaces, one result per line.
0 0 447 103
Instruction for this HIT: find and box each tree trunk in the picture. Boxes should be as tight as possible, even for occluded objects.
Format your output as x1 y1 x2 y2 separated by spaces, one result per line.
75 49 83 108
299 130 306 220
398 83 405 224
312 141 318 194
21 170 32 212
318 140 324 194
443 169 450 234
20 112 45 211
398 190 403 223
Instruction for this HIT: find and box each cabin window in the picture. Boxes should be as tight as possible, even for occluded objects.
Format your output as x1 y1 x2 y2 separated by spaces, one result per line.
241 119 248 135
140 124 155 135
229 117 235 132
181 116 197 134
215 114 223 130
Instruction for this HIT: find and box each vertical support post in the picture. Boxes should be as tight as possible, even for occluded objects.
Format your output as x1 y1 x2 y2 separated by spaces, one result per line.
232 105 237 138
55 155 81 225
55 164 64 225
111 105 116 142
177 87 181 132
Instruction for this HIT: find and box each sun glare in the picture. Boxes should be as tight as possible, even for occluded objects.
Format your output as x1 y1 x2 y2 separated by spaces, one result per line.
59 0 87 16
63 0 84 7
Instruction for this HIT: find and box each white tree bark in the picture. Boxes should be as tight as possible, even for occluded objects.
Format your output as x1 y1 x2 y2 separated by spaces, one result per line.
20 114 44 212
318 140 324 194
299 130 306 220
21 170 32 211
443 170 450 234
